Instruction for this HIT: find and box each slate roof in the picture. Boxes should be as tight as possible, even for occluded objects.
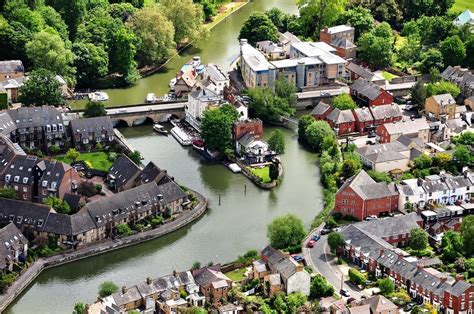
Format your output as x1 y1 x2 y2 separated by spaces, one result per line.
356 141 409 163
0 112 17 135
421 177 449 193
108 154 140 190
430 94 456 107
346 62 384 83
42 212 72 235
338 170 398 200
350 79 383 101
382 119 430 136
0 60 24 74
38 160 73 192
279 32 301 45
192 265 230 288
310 101 331 116
135 161 168 186
443 174 472 189
112 286 142 307
85 182 186 227
7 106 64 130
206 64 227 82
0 134 24 175
63 193 81 211
70 211 97 235
353 107 374 122
369 104 402 120
0 222 27 269
189 88 220 102
261 245 299 281
396 135 425 149
0 198 51 231
354 212 422 239
326 108 355 124
340 224 393 259
3 155 38 185
70 116 113 138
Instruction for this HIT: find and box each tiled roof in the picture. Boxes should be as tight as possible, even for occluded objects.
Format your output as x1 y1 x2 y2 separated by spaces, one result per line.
326 108 355 124
356 142 409 163
108 155 140 190
369 104 402 120
0 60 24 74
350 79 383 101
361 295 398 312
430 94 456 107
310 101 331 116
70 116 113 137
353 107 374 122
354 212 422 239
382 119 430 135
338 170 398 200
192 265 230 287
262 245 299 280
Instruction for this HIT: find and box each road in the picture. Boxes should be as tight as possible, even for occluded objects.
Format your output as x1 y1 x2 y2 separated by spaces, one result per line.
303 234 362 300
106 102 186 115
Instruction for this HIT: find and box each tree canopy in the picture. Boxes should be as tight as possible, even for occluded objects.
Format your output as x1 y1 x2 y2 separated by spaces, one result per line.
332 94 357 110
201 104 239 154
267 129 285 155
18 69 63 106
409 228 428 251
239 12 278 46
84 102 107 118
267 214 306 249
98 281 118 298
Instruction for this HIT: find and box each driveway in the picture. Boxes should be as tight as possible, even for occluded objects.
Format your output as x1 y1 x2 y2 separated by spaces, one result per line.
303 234 362 300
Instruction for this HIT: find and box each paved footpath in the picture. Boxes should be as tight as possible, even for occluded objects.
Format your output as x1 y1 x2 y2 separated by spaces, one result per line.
0 190 208 313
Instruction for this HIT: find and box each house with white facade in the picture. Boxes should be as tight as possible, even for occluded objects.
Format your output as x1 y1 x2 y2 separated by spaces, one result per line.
185 88 221 131
202 64 229 95
235 132 273 164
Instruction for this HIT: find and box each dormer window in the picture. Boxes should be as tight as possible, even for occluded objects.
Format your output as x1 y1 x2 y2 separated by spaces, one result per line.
5 174 11 181
16 216 22 223
42 180 48 187
22 177 28 184
14 176 19 182
59 124 63 131
37 220 43 227
46 125 51 132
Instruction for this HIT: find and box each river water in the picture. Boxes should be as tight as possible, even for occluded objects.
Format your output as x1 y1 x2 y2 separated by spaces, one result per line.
5 1 326 312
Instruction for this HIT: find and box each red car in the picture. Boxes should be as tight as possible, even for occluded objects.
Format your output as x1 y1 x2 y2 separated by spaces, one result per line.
307 240 316 248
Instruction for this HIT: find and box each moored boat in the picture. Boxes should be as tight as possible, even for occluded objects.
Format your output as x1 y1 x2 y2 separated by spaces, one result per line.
170 127 192 146
153 123 168 135
88 91 109 102
146 93 156 103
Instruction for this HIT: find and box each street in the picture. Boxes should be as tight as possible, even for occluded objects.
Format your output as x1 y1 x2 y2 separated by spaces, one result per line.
303 234 362 300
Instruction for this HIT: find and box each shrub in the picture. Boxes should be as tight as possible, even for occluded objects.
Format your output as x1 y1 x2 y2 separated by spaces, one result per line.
108 152 118 162
151 216 163 228
116 223 132 236
78 181 97 197
95 143 103 151
98 281 118 298
134 223 145 232
49 145 61 155
348 268 366 287
95 184 102 193
378 277 395 295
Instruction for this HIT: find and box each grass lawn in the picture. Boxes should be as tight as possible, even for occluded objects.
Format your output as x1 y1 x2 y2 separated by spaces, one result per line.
55 151 113 172
451 0 474 12
382 71 399 81
225 268 247 282
249 166 271 183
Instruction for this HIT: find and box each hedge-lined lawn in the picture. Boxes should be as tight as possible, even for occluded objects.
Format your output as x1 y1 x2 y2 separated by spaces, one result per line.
249 166 271 183
451 0 474 12
56 152 112 172
225 268 247 282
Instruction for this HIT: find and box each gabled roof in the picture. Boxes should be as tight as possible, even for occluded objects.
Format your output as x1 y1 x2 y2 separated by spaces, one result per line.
189 88 220 102
326 108 355 124
338 170 398 200
356 142 409 163
135 161 169 186
70 116 113 137
261 246 300 280
453 9 474 26
240 42 274 72
346 62 384 82
192 264 231 288
0 222 27 269
354 212 422 239
108 154 140 190
361 295 398 312
429 94 456 107
353 107 374 122
369 104 402 120
350 78 384 101
310 101 331 116
381 119 430 136
0 60 24 74
7 106 64 129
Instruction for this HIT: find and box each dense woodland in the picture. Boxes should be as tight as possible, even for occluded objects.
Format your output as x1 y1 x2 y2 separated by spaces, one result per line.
0 0 227 88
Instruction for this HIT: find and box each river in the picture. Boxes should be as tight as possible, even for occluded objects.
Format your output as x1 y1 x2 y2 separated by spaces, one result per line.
5 1 325 312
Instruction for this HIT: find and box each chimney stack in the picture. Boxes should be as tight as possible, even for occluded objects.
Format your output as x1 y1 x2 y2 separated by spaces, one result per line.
146 277 152 285
455 274 465 282
122 286 127 294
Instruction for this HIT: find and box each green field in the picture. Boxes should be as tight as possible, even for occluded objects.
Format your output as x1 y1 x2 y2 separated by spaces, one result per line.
249 166 271 183
451 0 474 12
55 151 113 172
225 268 247 282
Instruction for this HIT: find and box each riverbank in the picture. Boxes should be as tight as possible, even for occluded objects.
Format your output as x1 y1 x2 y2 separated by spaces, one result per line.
0 190 208 313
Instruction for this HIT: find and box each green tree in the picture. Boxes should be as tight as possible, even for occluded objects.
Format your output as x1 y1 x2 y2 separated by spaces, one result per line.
461 215 474 256
44 196 71 214
367 170 392 183
72 42 109 87
129 5 176 66
287 292 307 312
296 0 347 38
275 77 297 108
409 228 428 252
334 7 374 40
37 5 69 41
267 214 306 249
49 145 61 155
411 81 427 106
341 158 360 180
373 0 402 29
310 275 334 298
273 294 288 313
348 268 366 287
201 104 238 154
268 129 285 154
378 277 395 295
116 223 132 236
453 145 473 169
327 231 344 252
332 93 357 110
413 154 433 170
464 36 474 68
265 8 291 32
18 69 63 106
199 1 217 22
440 35 466 67
192 261 201 269
25 30 75 84
0 92 7 110
47 0 87 40
269 162 279 182
66 148 81 163
98 281 119 298
0 187 17 199
297 114 314 145
245 87 295 123
305 120 335 153
357 23 394 68
109 26 139 85
73 302 85 314
161 0 206 46
239 12 278 46
441 230 463 263
419 48 445 74
83 102 107 118
127 150 142 165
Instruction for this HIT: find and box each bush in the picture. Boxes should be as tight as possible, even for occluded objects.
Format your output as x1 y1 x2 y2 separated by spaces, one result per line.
78 181 98 197
348 268 366 287
310 275 334 298
95 143 103 151
151 216 163 228
108 152 118 162
116 223 132 236
378 277 395 295
95 184 103 193
49 145 61 155
134 223 145 232
98 281 119 298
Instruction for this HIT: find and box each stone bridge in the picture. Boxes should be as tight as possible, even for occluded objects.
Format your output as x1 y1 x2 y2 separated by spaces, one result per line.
106 102 186 127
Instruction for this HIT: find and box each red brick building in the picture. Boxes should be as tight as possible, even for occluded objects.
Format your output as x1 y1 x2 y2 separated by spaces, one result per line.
350 78 394 107
233 119 263 141
319 25 357 59
310 101 332 121
353 107 375 135
326 108 356 136
335 170 399 220
369 104 403 127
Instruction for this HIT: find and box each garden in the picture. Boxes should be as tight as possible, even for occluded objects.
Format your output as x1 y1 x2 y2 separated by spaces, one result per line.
55 151 113 172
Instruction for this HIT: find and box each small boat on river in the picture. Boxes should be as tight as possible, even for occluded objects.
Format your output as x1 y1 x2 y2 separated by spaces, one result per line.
153 123 168 135
146 93 156 103
88 91 109 102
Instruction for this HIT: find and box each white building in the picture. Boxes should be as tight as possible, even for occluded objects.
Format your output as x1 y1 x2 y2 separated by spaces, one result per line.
202 64 229 95
453 9 474 26
185 88 221 131
235 133 271 164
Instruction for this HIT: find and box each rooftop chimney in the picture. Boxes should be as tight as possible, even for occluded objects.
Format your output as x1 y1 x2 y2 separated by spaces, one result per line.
122 286 127 294
146 277 152 285
455 274 465 282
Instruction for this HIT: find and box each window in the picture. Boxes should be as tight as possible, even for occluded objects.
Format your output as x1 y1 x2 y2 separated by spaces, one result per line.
342 199 348 204
22 187 27 192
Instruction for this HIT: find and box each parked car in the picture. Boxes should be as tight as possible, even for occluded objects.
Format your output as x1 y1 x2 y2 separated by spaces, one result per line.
404 302 416 311
291 254 304 262
332 227 341 232
311 234 321 241
307 240 316 248
340 289 350 297
365 215 378 221
320 228 331 235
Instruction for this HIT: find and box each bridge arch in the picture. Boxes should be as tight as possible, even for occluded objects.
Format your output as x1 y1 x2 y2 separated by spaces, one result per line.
113 119 130 128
